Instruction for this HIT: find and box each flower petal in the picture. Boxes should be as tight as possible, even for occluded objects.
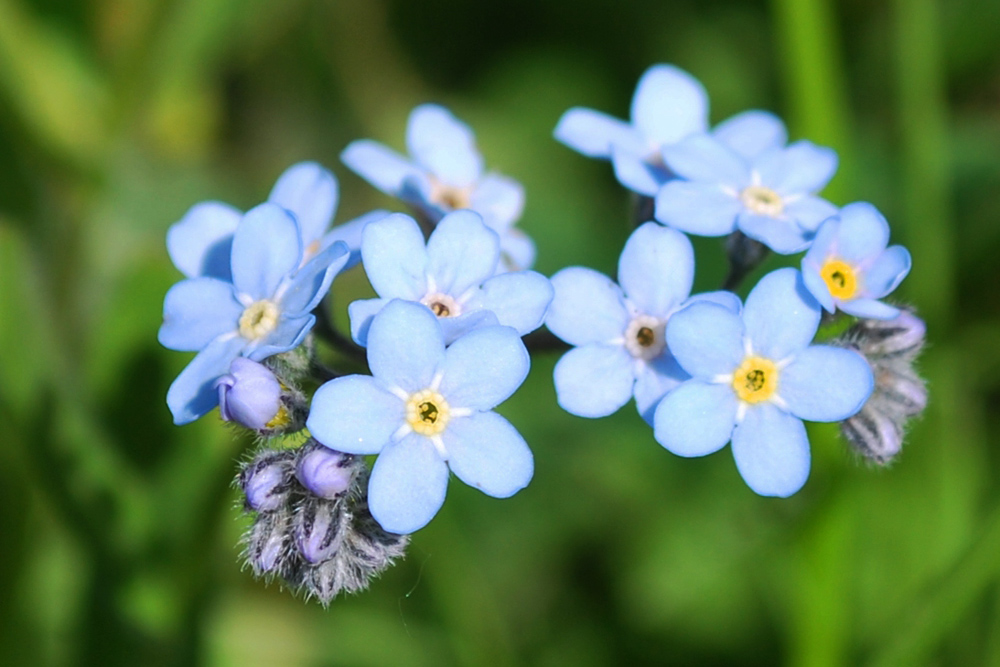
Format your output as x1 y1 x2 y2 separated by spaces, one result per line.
369 434 449 534
553 344 634 418
619 222 694 317
685 289 742 313
499 228 536 272
278 241 350 315
666 302 745 378
737 212 812 255
713 110 787 161
780 345 873 422
341 139 424 196
631 64 709 147
836 202 890 262
443 411 533 497
611 149 666 196
471 173 524 230
322 209 390 268
755 141 837 195
438 309 501 344
158 277 241 351
800 260 836 312
367 300 445 392
426 210 500 296
348 297 388 346
249 313 315 360
783 195 838 232
307 375 404 454
465 270 553 335
653 380 737 457
731 403 810 497
839 298 901 320
662 133 750 186
863 246 911 298
166 202 240 280
439 325 529 411
267 161 338 248
231 203 302 301
406 104 482 187
545 267 629 346
654 180 741 236
166 335 246 425
360 213 428 300
743 268 820 360
553 107 645 158
634 353 689 425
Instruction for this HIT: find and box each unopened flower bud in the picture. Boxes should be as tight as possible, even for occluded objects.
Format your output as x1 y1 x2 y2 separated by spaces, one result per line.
840 309 926 360
294 498 350 564
217 358 307 435
296 444 357 499
247 510 293 575
239 449 296 512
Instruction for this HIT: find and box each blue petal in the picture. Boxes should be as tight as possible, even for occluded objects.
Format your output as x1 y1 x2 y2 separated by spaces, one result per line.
307 375 404 454
499 228 536 272
406 104 482 187
166 335 246 425
840 298 901 320
438 309 501 344
802 216 840 263
654 180 741 236
731 404 810 497
864 246 911 298
684 289 742 313
611 149 665 197
360 213 428 300
278 241 350 315
341 140 424 196
439 324 529 411
553 344 634 418
368 433 449 534
653 380 737 456
553 107 645 158
836 202 890 262
713 110 787 161
545 267 628 346
231 203 302 301
158 278 241 351
425 210 499 296
367 300 445 392
166 202 240 280
800 260 836 313
783 195 838 232
465 270 553 335
755 141 837 195
619 222 694 317
662 133 750 186
665 302 744 378
737 212 812 255
322 209 390 268
630 64 709 147
634 353 689 425
348 297 389 346
267 162 338 248
443 411 533 497
743 268 820 360
249 313 315 360
471 173 525 230
780 345 873 422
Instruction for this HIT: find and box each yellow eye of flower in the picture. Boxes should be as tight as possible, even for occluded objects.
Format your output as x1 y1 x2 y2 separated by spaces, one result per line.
405 389 451 436
820 259 858 300
732 356 779 404
239 300 280 340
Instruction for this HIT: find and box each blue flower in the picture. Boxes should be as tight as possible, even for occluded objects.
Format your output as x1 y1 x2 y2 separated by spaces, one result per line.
545 222 741 423
653 268 874 497
341 104 535 271
159 203 350 425
654 131 839 254
306 300 534 534
348 210 553 345
167 161 385 279
801 202 911 319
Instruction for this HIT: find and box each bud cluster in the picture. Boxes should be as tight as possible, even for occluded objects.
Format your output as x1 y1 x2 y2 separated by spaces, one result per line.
238 440 409 605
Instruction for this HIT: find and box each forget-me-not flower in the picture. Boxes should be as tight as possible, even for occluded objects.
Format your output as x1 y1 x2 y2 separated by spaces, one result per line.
307 300 534 534
159 203 350 424
654 130 839 254
545 223 741 423
801 202 911 319
348 210 553 345
167 161 385 279
653 268 873 497
341 104 535 271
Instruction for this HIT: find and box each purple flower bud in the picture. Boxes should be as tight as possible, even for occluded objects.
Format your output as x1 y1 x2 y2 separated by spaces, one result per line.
294 498 348 564
842 405 902 464
217 358 283 430
845 310 926 360
247 511 292 575
240 450 295 512
296 445 357 499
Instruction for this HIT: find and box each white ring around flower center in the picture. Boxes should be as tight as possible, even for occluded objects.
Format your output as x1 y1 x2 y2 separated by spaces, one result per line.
623 315 666 361
238 300 280 340
740 185 785 217
421 292 462 318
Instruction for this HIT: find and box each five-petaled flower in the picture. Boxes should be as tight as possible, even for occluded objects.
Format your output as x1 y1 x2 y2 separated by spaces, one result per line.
307 300 534 534
653 268 874 497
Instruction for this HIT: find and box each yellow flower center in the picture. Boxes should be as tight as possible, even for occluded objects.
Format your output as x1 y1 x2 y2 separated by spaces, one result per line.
820 259 858 300
238 300 280 340
732 356 779 404
405 389 451 436
623 315 666 361
420 292 461 318
740 185 785 217
265 405 291 430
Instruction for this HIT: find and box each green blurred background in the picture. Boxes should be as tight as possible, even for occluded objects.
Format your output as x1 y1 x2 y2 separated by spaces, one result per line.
1 0 999 664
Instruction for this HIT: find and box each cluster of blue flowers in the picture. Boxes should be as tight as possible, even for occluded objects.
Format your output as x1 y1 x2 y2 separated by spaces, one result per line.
159 64 925 603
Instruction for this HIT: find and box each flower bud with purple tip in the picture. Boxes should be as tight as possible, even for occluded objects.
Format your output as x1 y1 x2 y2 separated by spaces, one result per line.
239 449 296 512
217 357 306 435
296 443 358 499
